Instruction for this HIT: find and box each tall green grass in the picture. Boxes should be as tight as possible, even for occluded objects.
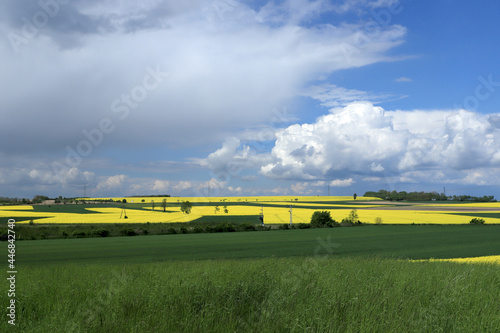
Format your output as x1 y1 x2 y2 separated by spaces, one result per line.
4 257 498 332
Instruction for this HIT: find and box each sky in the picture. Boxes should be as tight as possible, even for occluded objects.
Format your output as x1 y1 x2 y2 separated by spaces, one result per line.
2 0 500 199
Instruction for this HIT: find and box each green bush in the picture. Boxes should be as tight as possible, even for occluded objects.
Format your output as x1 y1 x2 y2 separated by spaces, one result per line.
310 211 336 227
95 229 110 237
120 229 137 236
470 218 486 225
240 223 256 231
72 231 86 238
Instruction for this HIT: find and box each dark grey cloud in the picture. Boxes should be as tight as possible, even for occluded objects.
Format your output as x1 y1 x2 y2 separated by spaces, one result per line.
0 0 411 197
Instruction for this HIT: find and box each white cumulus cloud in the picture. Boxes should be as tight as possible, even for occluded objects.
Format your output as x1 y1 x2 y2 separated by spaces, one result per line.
252 102 500 186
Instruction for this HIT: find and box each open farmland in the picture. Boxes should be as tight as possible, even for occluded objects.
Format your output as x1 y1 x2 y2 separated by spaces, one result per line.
2 196 499 331
1 195 500 225
2 225 499 332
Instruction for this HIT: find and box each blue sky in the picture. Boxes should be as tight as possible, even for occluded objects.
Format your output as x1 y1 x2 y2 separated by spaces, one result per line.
2 0 500 199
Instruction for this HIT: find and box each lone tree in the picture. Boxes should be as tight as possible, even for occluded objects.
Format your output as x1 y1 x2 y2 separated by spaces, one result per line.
343 209 360 225
180 201 193 214
353 193 357 200
162 198 167 212
310 211 336 227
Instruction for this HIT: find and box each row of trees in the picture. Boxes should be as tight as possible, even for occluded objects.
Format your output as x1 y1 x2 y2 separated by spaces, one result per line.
364 190 448 201
364 189 496 202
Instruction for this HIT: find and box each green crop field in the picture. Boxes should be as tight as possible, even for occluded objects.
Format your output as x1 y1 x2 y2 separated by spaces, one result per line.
12 225 500 266
2 225 499 332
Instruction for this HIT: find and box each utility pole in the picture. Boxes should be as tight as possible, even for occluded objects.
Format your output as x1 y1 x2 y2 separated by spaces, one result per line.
289 205 293 225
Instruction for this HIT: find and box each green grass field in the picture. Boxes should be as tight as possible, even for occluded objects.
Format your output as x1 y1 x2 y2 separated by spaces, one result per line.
3 225 499 332
13 225 500 266
3 257 499 332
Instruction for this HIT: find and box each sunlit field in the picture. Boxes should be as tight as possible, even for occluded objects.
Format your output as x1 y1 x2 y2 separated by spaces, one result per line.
1 195 500 224
0 196 500 224
414 255 500 265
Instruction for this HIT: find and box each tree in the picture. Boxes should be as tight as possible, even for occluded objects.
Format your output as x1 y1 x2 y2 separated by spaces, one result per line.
223 206 228 214
347 209 360 224
310 211 336 227
32 195 49 204
353 193 357 200
162 198 167 212
214 206 220 214
181 201 193 214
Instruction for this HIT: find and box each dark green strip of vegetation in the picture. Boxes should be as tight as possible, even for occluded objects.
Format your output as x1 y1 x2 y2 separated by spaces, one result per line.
448 212 500 219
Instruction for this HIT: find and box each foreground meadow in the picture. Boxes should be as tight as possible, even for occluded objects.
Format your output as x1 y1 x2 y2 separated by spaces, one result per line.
3 225 499 332
3 257 498 332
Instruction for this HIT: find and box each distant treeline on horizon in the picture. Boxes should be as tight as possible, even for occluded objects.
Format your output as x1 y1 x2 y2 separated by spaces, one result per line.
364 190 496 202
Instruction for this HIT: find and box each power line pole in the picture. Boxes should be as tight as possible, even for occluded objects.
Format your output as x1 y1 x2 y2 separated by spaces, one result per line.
289 205 293 225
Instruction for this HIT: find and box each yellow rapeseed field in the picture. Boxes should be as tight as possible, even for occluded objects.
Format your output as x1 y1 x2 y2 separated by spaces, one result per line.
413 255 500 265
2 196 499 224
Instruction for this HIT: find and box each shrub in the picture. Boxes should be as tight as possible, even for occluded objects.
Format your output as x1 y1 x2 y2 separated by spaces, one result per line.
95 229 110 237
72 231 86 238
375 217 383 225
180 227 188 234
193 226 204 233
297 223 311 229
347 209 360 224
278 224 290 230
167 227 177 234
240 223 255 231
213 223 235 233
470 218 486 225
256 225 271 231
310 211 334 227
120 229 137 236
341 209 361 225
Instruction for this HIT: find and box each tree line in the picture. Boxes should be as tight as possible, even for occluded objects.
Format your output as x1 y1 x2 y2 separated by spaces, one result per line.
364 189 496 202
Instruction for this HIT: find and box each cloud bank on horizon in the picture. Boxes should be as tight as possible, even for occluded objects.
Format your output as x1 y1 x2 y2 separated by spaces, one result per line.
1 0 500 198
